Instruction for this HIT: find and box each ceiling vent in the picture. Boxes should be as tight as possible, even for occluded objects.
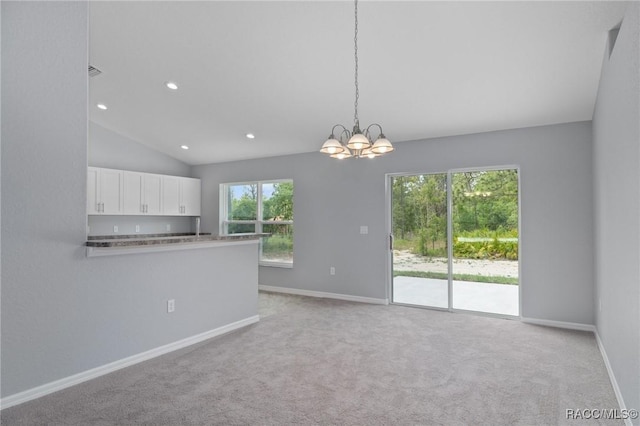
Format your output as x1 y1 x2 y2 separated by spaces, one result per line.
88 65 102 78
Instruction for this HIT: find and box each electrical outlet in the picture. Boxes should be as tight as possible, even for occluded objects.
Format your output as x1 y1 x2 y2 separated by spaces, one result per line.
166 224 171 232
113 225 118 233
330 267 335 275
135 225 140 233
360 225 368 235
167 299 175 313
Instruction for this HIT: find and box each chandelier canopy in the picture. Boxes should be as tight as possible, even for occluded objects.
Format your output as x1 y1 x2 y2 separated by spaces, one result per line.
320 0 394 160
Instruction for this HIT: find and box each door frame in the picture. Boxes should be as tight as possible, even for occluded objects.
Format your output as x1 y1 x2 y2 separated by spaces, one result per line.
385 165 522 319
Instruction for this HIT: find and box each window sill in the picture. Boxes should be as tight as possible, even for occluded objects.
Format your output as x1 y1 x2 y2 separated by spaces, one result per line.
259 261 293 269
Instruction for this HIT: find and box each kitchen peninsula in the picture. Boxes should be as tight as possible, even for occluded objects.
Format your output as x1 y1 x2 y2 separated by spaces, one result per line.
86 233 266 257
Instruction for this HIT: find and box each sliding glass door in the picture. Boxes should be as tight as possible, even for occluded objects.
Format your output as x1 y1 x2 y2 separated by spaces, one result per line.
389 168 519 316
391 174 449 309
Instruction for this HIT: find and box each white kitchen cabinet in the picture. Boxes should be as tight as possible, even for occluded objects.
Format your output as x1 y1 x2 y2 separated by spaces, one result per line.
123 171 142 215
143 173 163 215
89 167 200 217
87 167 124 215
181 177 201 216
162 176 182 215
123 171 162 215
162 176 201 216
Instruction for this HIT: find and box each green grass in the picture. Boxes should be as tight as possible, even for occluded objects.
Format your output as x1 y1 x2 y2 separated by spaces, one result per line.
392 238 416 251
394 270 518 285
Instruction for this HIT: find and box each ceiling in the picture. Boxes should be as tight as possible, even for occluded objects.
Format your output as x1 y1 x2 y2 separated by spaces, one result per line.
89 1 627 166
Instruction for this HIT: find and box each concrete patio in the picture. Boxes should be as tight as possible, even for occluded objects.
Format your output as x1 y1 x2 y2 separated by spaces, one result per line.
393 276 519 316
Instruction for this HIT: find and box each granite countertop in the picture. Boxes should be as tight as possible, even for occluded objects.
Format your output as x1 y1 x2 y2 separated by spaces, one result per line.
86 233 268 248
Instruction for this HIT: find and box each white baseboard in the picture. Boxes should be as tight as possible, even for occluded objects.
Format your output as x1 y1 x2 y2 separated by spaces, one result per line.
259 285 388 305
521 317 596 332
595 331 633 426
0 315 260 410
522 319 631 425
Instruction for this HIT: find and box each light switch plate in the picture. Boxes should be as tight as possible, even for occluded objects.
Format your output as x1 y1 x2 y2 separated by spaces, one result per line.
360 226 368 235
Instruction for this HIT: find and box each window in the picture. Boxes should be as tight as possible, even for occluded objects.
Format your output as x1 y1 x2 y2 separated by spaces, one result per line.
220 180 293 267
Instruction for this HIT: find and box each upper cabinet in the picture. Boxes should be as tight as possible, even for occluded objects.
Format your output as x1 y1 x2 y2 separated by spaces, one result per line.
123 171 143 215
181 178 201 216
143 173 163 215
87 167 124 215
123 172 163 215
162 176 201 216
162 176 181 216
88 167 201 216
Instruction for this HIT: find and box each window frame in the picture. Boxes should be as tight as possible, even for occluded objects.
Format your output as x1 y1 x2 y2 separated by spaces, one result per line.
219 179 293 268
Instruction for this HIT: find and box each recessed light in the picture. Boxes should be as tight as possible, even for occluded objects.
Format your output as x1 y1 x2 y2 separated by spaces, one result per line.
245 133 255 139
165 81 178 90
97 103 108 110
180 145 189 150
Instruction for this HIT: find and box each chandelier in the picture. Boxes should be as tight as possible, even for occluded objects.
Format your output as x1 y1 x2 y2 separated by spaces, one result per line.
320 0 394 160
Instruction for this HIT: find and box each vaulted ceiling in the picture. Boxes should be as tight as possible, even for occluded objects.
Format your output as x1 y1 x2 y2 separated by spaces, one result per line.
89 1 628 165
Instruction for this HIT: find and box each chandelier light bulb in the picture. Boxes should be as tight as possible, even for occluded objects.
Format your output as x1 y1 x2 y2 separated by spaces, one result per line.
320 138 344 155
371 137 394 155
362 147 377 159
347 132 370 150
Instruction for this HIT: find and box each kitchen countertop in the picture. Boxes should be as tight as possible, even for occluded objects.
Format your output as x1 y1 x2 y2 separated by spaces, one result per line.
87 232 212 240
86 233 268 248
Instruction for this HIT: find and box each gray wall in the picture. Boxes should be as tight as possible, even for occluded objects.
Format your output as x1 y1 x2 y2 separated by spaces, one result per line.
89 121 191 176
592 2 640 419
88 121 194 236
1 1 257 399
193 121 596 324
88 216 192 236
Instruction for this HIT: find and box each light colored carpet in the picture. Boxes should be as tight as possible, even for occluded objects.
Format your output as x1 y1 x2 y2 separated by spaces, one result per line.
1 292 621 425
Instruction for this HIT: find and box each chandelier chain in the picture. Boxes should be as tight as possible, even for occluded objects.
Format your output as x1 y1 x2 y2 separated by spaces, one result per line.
353 0 359 126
